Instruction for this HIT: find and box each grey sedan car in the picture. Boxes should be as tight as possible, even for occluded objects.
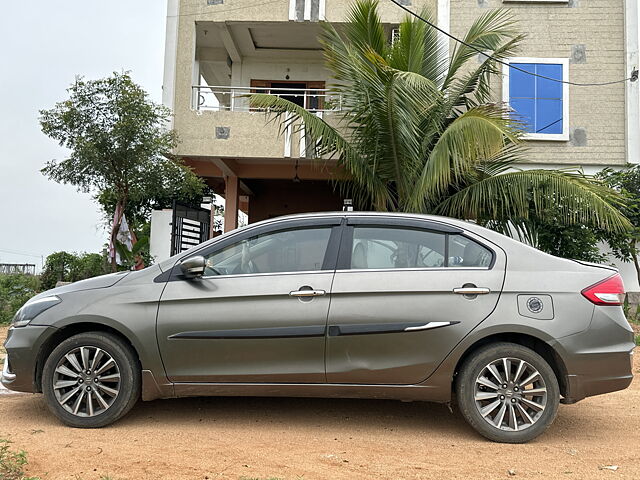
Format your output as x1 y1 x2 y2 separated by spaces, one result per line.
2 213 635 442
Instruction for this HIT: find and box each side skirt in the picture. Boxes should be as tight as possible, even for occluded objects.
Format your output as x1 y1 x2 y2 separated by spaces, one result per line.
141 370 452 403
170 382 448 402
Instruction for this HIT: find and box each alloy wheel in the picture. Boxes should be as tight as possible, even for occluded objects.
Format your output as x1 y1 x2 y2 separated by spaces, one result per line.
473 357 547 431
52 346 121 417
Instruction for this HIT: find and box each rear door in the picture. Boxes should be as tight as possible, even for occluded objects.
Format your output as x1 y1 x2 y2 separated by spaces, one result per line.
326 217 506 385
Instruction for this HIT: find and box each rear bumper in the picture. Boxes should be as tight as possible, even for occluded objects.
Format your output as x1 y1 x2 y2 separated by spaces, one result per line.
1 325 56 393
556 306 635 404
562 351 634 403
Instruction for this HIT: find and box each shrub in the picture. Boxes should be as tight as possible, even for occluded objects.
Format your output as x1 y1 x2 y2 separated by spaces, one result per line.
0 274 40 325
0 439 40 480
40 251 109 291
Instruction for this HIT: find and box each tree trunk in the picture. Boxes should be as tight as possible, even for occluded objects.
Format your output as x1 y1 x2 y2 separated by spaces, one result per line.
631 242 640 289
109 199 126 273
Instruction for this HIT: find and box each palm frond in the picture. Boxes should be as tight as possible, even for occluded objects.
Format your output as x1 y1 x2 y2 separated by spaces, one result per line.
446 34 524 109
388 9 448 83
344 0 388 58
471 143 529 178
443 9 520 91
249 93 393 210
434 169 630 233
412 105 522 211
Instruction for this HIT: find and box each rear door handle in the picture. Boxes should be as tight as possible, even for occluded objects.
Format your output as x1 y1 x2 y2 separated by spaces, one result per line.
453 287 491 295
290 289 326 297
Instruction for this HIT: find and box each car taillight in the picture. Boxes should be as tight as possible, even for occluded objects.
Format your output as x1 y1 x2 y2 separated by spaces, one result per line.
581 273 625 306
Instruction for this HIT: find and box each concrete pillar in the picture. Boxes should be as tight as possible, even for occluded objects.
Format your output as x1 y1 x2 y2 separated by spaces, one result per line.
224 175 239 232
239 195 250 215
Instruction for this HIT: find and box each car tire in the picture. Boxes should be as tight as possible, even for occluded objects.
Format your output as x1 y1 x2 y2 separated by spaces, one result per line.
42 332 140 428
456 342 560 443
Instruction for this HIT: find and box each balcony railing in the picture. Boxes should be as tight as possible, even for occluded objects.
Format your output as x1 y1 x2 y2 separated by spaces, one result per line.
192 85 342 113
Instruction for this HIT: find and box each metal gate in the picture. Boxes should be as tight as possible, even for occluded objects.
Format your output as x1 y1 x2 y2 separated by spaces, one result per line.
170 202 211 256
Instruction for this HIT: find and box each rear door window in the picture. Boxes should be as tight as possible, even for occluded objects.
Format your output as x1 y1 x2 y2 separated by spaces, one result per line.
350 227 446 269
346 227 493 270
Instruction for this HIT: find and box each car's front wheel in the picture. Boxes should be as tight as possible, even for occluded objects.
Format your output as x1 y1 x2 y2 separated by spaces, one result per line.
42 332 140 428
456 342 560 443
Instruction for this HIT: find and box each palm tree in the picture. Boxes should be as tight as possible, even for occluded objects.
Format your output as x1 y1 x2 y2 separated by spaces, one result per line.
251 0 629 238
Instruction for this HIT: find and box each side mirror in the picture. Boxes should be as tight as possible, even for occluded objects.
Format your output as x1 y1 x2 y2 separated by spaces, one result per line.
179 256 206 279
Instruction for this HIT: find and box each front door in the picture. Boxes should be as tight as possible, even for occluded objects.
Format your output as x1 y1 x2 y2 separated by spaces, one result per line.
326 217 505 385
157 219 342 383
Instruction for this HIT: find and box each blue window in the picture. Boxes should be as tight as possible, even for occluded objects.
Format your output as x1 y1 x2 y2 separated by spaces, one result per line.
506 60 568 139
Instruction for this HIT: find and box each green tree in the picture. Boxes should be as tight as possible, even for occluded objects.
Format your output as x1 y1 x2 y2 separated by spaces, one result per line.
39 251 77 290
69 252 109 282
40 251 108 291
0 274 40 325
251 0 628 238
524 216 606 264
598 166 640 284
39 72 204 270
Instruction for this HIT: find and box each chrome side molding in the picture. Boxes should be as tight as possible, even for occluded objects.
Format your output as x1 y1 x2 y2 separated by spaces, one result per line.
404 321 456 331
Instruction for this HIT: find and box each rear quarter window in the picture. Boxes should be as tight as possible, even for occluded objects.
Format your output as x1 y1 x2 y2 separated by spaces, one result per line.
448 235 493 268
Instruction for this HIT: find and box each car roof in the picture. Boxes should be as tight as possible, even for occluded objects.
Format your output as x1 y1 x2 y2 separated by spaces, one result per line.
247 211 474 230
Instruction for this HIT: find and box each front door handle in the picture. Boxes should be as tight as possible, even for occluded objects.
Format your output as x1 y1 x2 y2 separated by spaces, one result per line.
453 287 491 295
290 289 326 297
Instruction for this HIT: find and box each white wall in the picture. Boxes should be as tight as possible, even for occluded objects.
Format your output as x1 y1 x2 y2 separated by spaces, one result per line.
601 244 640 292
150 209 173 263
162 0 180 115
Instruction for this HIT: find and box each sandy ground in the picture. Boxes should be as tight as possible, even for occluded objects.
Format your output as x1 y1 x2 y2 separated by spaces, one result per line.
0 328 638 480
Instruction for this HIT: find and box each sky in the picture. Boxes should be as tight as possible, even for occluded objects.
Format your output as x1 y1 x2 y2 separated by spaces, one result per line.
0 1 168 270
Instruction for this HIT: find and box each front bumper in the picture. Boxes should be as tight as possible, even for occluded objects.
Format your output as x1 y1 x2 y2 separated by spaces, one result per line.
556 306 635 403
2 325 56 393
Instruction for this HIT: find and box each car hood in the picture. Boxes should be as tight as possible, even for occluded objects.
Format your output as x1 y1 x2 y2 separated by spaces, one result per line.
33 271 131 299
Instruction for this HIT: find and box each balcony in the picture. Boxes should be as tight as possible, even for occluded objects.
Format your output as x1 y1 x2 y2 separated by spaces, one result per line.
174 85 341 160
171 19 343 160
191 85 342 113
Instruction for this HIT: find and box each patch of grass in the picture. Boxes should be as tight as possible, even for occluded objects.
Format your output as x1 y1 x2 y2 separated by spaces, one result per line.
0 439 40 480
635 334 639 346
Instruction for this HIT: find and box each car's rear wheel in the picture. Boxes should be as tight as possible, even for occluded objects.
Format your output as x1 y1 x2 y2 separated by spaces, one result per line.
456 342 560 443
42 332 140 428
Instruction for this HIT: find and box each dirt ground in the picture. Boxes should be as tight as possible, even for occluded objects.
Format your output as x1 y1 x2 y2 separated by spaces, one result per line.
1 326 639 480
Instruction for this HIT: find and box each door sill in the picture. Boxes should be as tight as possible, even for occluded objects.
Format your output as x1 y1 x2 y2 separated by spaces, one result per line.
171 381 446 402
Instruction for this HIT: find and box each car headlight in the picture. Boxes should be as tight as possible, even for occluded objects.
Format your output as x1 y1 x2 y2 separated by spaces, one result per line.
11 295 61 328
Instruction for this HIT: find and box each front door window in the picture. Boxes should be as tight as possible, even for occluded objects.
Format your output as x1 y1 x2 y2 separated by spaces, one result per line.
204 227 333 276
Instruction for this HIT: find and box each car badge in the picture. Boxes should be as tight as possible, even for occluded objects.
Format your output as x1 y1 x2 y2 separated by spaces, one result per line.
526 297 544 314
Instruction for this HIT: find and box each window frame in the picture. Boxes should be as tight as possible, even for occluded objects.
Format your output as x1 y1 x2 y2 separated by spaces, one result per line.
337 221 496 272
166 217 344 281
502 57 570 142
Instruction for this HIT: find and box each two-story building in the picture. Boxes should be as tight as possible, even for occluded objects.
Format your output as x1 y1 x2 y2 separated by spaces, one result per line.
159 0 639 281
